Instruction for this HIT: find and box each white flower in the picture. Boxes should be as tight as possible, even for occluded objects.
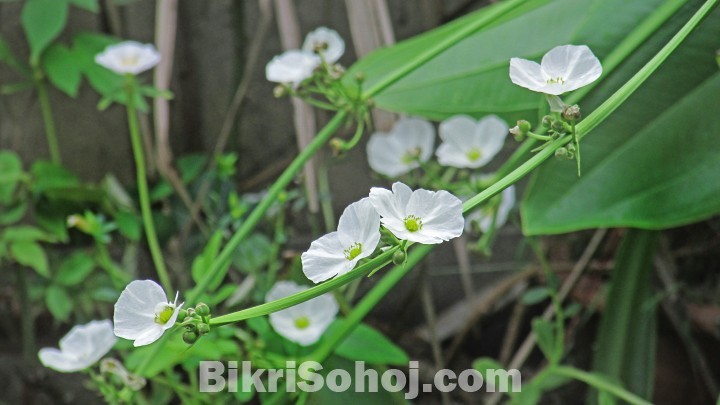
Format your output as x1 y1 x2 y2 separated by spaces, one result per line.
95 41 161 75
436 115 508 168
302 27 345 64
113 280 183 347
38 320 116 372
302 198 381 283
465 185 516 233
266 281 338 346
366 117 435 177
369 182 464 244
509 45 602 95
266 50 321 87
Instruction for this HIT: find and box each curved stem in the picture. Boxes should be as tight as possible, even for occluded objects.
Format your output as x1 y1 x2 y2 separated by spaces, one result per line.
552 366 653 405
210 246 397 325
125 83 173 293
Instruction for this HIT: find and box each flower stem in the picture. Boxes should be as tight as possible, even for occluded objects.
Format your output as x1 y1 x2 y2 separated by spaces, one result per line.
187 110 349 305
526 131 553 142
552 366 653 405
125 83 173 293
209 246 398 325
35 77 62 165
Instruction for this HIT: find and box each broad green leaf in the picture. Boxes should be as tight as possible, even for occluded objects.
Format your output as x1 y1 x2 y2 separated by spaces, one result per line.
21 0 69 63
331 321 409 366
56 251 95 286
10 241 49 277
2 226 54 242
72 33 123 97
30 161 81 194
67 0 98 12
43 43 82 97
46 285 73 321
0 201 27 225
522 5 720 234
346 0 668 122
592 230 658 400
0 150 23 203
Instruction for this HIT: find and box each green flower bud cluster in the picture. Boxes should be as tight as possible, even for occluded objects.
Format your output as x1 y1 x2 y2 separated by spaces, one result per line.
180 302 212 345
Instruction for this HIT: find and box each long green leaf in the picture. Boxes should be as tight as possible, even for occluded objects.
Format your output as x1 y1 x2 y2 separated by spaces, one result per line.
522 3 720 234
592 229 659 401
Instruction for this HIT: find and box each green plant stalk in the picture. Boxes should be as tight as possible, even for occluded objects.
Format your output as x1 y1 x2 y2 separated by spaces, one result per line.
209 246 398 325
188 110 349 305
125 84 172 293
35 78 62 165
363 0 531 98
553 366 653 405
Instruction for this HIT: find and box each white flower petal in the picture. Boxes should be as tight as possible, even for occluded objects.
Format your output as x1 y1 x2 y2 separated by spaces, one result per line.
371 182 464 244
366 132 415 177
266 281 338 346
436 142 471 168
336 197 381 255
266 50 321 87
39 319 116 372
436 114 508 169
302 27 345 64
392 117 436 163
509 57 547 92
113 280 176 346
472 115 508 166
95 41 161 75
301 232 354 283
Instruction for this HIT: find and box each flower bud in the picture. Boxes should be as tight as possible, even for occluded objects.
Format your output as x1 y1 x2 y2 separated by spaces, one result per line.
197 323 211 336
392 249 407 266
509 126 525 142
273 85 288 98
566 142 576 153
562 104 581 121
195 303 210 317
517 120 532 134
183 330 199 344
555 147 568 159
551 120 565 133
176 308 188 322
541 115 553 128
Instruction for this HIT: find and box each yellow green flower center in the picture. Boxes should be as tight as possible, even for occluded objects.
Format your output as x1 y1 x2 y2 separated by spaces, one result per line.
343 242 363 261
155 305 174 325
466 148 482 161
546 76 566 84
120 55 140 67
404 215 423 232
294 316 311 329
401 147 422 164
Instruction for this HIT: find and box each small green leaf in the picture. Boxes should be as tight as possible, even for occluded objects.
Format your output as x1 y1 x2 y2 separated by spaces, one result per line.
43 44 82 97
46 285 73 321
0 35 29 75
532 318 556 363
331 322 409 366
115 211 141 241
521 287 551 305
21 0 69 63
56 251 95 286
0 201 27 225
2 226 54 242
0 150 23 203
192 231 229 291
177 154 208 184
10 241 49 277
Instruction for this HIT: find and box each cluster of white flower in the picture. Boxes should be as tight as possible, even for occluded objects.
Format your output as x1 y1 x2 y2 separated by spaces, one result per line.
266 27 345 87
302 182 464 282
367 114 509 177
